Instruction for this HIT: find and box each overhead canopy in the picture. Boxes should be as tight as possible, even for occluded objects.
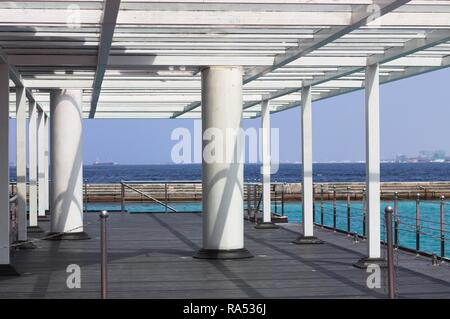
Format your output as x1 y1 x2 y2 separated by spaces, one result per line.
3 0 450 119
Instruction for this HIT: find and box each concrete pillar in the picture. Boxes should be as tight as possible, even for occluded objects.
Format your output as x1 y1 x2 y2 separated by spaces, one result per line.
293 86 322 245
28 101 42 233
255 99 278 229
194 66 251 259
37 110 46 218
44 115 49 212
0 62 18 274
354 63 384 268
49 89 88 240
15 86 28 242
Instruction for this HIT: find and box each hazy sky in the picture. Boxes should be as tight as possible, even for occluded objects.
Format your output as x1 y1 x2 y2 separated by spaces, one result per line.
8 67 450 164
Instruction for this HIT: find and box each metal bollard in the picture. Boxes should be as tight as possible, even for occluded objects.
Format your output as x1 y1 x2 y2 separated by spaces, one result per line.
333 185 337 232
100 210 109 299
320 184 324 227
394 192 399 248
362 188 366 237
281 184 285 217
440 196 445 259
384 206 395 299
416 193 421 254
346 187 351 235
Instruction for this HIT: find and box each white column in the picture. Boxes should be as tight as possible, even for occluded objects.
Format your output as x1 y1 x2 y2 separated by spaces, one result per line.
194 66 251 259
255 99 278 229
293 86 322 244
28 101 38 228
44 115 49 212
0 62 10 267
365 63 381 260
261 99 271 222
15 86 27 241
301 86 314 237
50 89 88 239
37 110 46 217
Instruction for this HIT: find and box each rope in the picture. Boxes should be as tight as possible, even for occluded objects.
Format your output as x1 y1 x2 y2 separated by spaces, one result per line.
3 218 100 250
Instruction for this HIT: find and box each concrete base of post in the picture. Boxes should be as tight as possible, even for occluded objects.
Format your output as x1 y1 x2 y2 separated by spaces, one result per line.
14 240 38 250
27 225 44 233
254 222 279 229
193 248 253 260
0 264 20 276
45 231 90 241
353 257 387 269
292 235 324 245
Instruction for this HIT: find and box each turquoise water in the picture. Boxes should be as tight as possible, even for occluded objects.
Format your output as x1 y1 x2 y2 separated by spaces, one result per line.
87 200 450 257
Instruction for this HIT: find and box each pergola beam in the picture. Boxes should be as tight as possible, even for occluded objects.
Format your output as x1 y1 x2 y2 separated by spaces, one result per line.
89 0 121 118
245 28 450 113
0 49 46 115
243 0 411 83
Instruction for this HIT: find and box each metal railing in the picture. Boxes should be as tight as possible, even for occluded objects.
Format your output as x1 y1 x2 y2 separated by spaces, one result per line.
120 181 178 213
312 186 450 261
81 180 450 260
9 193 18 247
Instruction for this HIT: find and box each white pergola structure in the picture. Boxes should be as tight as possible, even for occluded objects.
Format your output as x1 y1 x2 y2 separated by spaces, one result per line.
2 0 450 270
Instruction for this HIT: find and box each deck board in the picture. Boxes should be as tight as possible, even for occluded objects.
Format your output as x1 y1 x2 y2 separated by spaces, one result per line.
1 213 449 299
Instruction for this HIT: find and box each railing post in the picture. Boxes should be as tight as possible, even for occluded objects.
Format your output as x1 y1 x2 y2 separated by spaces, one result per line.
164 183 168 214
394 192 399 248
384 206 395 299
333 185 337 231
253 184 258 222
121 182 125 214
100 210 109 299
320 184 324 227
416 193 421 254
347 186 351 235
281 184 285 217
312 184 316 223
362 187 366 237
440 195 445 259
246 183 251 218
274 184 278 215
84 178 88 213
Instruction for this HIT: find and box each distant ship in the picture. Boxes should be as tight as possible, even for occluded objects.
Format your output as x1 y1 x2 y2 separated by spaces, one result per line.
92 160 117 166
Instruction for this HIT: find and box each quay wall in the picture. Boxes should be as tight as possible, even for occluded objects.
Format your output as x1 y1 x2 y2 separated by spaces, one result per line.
67 181 450 202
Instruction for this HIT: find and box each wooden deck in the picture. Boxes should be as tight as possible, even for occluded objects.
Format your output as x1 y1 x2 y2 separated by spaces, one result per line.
1 213 449 299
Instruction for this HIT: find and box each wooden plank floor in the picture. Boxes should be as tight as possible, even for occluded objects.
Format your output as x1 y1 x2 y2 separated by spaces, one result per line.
1 213 449 299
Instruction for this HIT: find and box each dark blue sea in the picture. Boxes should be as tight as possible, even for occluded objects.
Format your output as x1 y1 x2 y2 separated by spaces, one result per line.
10 162 450 183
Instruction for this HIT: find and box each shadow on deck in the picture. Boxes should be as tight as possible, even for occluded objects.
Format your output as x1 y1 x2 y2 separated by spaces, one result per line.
1 213 449 299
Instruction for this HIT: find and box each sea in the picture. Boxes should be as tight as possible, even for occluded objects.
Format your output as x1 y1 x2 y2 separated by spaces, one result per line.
8 162 450 183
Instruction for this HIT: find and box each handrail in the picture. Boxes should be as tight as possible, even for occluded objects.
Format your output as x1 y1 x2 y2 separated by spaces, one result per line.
121 182 178 213
121 180 201 184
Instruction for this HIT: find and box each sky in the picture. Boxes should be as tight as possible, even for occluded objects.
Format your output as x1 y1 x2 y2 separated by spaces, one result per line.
8 67 450 165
